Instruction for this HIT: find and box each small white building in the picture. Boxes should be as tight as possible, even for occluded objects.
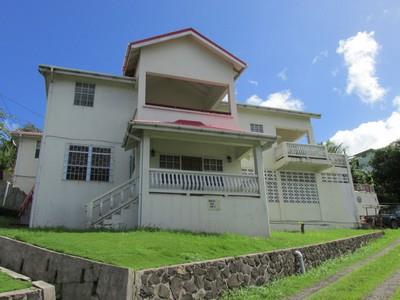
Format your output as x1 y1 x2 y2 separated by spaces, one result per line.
24 28 377 236
11 131 42 194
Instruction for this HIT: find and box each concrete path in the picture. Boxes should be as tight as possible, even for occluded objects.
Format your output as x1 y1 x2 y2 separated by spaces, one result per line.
287 239 400 300
364 269 400 300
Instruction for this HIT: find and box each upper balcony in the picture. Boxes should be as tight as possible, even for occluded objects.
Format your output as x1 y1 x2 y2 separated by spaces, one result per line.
275 142 347 172
136 73 239 129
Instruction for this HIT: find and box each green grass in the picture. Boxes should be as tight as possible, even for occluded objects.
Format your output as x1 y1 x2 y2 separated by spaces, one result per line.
310 243 400 300
0 226 374 270
223 230 400 300
391 286 400 300
0 272 31 293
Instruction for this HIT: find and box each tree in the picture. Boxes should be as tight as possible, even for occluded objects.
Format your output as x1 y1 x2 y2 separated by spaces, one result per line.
371 140 400 204
18 122 41 133
350 159 373 184
0 109 17 180
324 140 347 154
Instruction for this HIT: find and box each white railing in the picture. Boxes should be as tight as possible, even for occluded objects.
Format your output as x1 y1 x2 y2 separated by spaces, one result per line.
354 183 375 193
149 168 259 195
275 142 328 160
86 177 139 226
328 153 347 167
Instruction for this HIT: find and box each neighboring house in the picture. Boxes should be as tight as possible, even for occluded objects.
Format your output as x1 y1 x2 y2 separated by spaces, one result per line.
350 148 375 173
22 28 377 236
11 131 42 194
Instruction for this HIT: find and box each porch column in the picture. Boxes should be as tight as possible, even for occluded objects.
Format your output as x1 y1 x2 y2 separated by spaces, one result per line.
139 134 150 227
307 128 315 145
253 144 271 237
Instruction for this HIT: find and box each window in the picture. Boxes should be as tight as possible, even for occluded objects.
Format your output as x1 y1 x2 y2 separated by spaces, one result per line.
159 155 180 169
204 158 223 172
250 123 264 133
34 140 40 159
74 82 95 107
65 144 111 182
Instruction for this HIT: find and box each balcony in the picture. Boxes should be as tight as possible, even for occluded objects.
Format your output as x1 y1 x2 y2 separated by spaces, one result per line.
275 142 332 172
149 168 260 196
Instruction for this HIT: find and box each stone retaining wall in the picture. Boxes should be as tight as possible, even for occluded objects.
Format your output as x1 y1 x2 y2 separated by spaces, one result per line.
0 231 383 300
134 231 383 299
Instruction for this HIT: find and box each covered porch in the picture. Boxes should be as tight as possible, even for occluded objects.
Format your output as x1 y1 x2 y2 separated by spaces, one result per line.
124 120 276 236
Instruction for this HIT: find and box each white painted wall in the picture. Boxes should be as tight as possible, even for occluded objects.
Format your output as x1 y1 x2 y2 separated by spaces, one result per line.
13 136 40 193
354 191 379 217
141 194 269 236
31 74 137 228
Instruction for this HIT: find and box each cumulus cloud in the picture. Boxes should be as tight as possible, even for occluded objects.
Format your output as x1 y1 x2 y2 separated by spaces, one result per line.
336 31 386 104
277 68 288 81
330 111 400 155
248 80 258 86
312 50 328 64
393 96 400 111
245 90 304 111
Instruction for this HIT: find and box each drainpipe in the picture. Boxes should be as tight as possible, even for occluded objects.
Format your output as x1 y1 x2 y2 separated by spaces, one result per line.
294 250 305 274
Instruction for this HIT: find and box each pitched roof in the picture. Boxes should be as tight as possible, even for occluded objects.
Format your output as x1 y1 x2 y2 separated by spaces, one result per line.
123 28 247 78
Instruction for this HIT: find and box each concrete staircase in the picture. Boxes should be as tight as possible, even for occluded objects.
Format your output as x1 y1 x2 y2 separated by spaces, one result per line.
86 177 139 229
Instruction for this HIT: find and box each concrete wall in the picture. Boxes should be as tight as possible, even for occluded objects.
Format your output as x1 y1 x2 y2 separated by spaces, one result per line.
13 136 40 194
31 74 137 228
354 191 379 217
141 194 269 237
0 237 133 300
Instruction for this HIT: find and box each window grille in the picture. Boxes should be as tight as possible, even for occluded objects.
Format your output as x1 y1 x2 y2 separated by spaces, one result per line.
250 123 264 133
74 82 95 107
321 173 349 183
159 155 180 169
204 158 223 172
34 140 41 159
280 171 319 204
265 170 279 203
241 168 255 175
65 144 111 182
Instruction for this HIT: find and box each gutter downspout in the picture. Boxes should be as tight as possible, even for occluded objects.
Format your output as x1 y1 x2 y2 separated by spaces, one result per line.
294 250 305 274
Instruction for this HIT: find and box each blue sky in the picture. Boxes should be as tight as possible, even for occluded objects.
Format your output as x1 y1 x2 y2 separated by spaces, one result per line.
1 1 400 154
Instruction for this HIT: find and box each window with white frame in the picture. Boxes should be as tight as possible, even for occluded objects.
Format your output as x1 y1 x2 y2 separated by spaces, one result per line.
74 82 95 107
250 123 264 133
65 144 111 182
159 155 180 169
34 140 40 159
203 158 223 172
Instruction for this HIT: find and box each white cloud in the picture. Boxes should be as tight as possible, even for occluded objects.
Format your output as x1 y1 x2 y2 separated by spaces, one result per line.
336 31 386 104
245 90 304 111
248 80 258 86
277 68 288 81
331 68 339 77
393 96 400 111
312 50 328 64
330 111 400 155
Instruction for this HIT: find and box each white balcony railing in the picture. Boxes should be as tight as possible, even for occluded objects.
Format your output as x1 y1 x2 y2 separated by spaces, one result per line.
275 142 328 161
149 168 260 196
328 153 347 167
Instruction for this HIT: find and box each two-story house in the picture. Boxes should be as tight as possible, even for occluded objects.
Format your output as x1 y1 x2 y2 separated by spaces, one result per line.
26 28 378 236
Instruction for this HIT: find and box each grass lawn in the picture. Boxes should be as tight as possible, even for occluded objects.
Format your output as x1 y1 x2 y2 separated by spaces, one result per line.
223 230 400 300
0 225 376 270
310 243 400 300
392 286 400 300
0 271 31 293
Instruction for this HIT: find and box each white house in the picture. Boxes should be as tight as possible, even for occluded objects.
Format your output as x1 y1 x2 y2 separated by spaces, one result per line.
25 28 377 236
11 130 42 194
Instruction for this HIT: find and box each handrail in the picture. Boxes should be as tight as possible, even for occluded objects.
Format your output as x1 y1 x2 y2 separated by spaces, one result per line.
149 169 259 195
275 142 328 160
86 177 139 226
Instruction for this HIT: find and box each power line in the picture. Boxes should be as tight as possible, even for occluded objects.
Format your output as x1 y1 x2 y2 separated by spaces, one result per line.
0 93 44 118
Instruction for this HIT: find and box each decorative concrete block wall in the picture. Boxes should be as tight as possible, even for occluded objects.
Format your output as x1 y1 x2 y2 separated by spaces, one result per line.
0 232 383 300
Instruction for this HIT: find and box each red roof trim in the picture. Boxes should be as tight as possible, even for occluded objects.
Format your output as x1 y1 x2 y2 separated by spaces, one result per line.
123 28 247 73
